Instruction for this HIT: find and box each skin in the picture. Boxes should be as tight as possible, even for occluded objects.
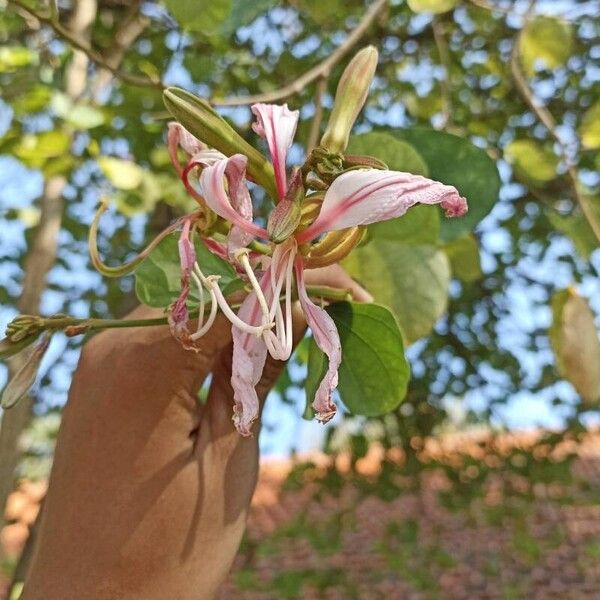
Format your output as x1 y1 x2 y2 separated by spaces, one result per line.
23 265 371 600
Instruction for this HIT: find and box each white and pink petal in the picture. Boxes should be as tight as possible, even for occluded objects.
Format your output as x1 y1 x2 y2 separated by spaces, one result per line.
251 103 299 201
295 258 341 423
298 169 468 243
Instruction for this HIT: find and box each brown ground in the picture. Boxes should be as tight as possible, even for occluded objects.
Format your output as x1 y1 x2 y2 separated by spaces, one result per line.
3 431 600 599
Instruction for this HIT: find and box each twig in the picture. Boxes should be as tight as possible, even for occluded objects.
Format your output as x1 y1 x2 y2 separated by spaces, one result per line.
509 30 600 244
213 0 387 106
306 76 328 153
9 0 387 106
8 0 163 90
432 16 453 130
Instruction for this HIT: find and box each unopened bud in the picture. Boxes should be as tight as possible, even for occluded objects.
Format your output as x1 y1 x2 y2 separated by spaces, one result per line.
5 315 44 342
163 87 278 200
267 169 304 243
321 46 378 153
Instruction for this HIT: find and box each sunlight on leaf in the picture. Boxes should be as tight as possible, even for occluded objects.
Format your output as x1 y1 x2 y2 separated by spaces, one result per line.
579 102 600 150
549 289 600 405
407 0 460 14
519 16 573 75
98 157 144 190
505 140 559 185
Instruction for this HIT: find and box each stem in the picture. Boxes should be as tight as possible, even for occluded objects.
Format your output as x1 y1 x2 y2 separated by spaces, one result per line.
306 76 328 153
34 285 352 335
432 16 453 131
510 27 600 244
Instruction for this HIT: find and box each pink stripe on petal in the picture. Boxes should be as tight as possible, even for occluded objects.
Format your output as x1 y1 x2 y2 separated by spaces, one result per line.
298 169 468 243
200 154 268 239
251 103 299 201
295 258 340 423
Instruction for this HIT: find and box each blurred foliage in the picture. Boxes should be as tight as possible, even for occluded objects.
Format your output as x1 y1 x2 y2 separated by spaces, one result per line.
0 0 599 479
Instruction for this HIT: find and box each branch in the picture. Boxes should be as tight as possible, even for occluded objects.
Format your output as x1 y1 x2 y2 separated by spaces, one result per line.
432 16 453 130
210 0 388 106
7 0 163 90
306 76 328 153
9 0 388 107
509 31 600 244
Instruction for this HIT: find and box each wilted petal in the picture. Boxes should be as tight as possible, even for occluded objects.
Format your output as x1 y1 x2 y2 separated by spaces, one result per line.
231 268 272 436
200 154 268 239
298 169 468 243
295 259 340 423
167 219 203 351
251 103 299 200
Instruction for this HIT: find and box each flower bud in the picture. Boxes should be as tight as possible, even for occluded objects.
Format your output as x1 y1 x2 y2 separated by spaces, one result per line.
320 46 378 154
267 168 304 243
163 87 278 200
5 315 44 342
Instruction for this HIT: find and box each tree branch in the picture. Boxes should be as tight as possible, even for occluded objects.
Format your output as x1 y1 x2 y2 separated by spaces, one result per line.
7 0 163 90
306 76 328 153
212 0 388 106
432 16 453 130
8 0 388 106
509 31 600 244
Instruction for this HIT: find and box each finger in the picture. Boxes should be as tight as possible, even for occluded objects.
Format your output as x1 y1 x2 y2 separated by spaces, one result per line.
304 263 373 303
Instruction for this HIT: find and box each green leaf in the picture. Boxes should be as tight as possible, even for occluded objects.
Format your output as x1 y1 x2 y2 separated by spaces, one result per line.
407 0 460 14
342 242 450 344
98 157 144 190
367 206 440 245
135 233 244 308
392 128 500 241
347 132 429 176
51 93 105 130
548 212 599 260
0 46 37 72
505 140 558 185
163 0 232 33
580 102 600 150
443 234 483 282
220 0 272 35
1 336 50 409
549 289 600 405
14 131 71 167
305 302 410 418
519 16 573 76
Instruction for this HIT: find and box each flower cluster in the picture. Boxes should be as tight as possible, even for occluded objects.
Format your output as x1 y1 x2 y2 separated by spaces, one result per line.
165 99 467 436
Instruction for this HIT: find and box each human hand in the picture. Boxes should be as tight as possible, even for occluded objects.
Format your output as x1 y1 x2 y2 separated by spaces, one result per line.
23 265 370 600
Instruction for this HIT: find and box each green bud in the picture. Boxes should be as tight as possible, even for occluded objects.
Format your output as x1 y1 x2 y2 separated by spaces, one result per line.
5 315 44 342
321 46 378 154
267 168 304 243
163 87 278 200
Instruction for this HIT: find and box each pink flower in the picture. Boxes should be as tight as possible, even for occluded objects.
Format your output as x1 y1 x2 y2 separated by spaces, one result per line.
167 104 467 435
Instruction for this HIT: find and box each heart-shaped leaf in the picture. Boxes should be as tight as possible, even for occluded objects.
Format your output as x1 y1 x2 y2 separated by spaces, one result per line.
391 128 500 241
305 302 410 418
342 242 450 344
